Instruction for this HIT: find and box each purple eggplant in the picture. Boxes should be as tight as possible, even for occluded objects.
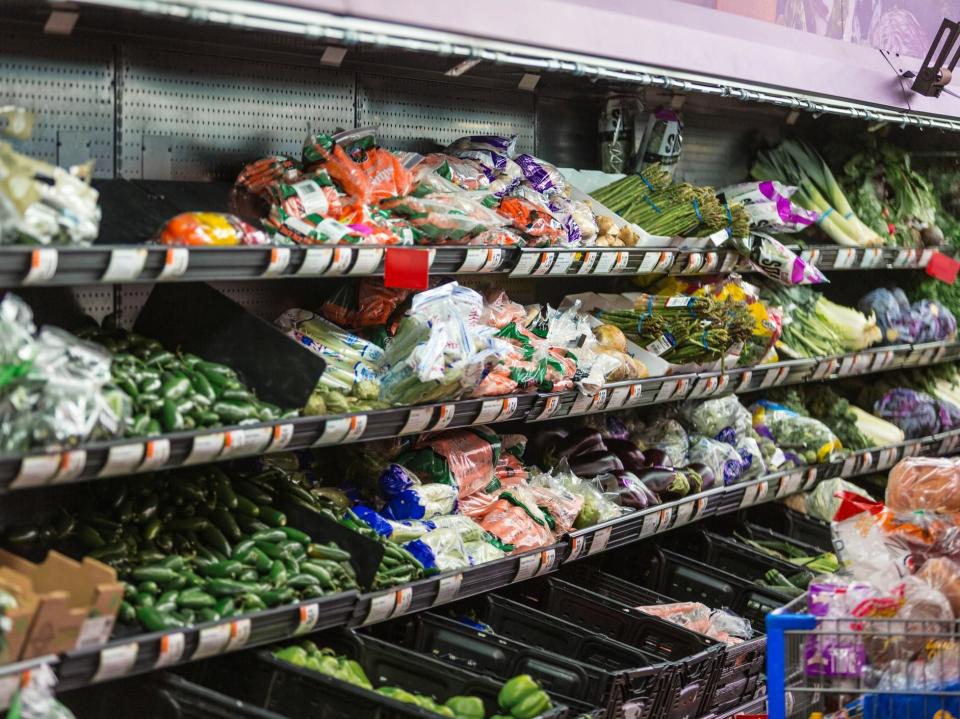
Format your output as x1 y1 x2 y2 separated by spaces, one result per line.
526 427 569 466
686 462 715 491
557 428 606 460
611 470 660 510
569 451 623 478
636 466 690 501
605 415 630 441
603 438 647 475
641 448 672 468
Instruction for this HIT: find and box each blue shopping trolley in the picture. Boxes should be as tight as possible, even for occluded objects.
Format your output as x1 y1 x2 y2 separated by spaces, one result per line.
767 595 960 719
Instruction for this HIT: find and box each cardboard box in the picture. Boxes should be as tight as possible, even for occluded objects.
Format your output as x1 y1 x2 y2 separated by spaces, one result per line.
0 567 38 664
0 549 123 658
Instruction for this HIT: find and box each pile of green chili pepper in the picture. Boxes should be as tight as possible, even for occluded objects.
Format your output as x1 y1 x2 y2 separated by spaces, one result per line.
5 465 358 632
78 327 297 436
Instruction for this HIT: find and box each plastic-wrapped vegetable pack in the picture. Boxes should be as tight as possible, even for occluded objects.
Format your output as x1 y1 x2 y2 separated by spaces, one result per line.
157 212 269 247
751 400 844 463
887 456 960 515
397 426 502 500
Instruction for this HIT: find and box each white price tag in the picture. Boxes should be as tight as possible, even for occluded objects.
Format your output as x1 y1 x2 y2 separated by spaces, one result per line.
577 250 599 275
193 623 231 660
140 439 171 471
655 379 679 403
859 451 874 474
23 248 58 284
294 604 320 635
841 455 857 476
920 249 934 267
876 447 896 470
605 385 630 410
326 248 353 275
475 399 504 425
739 482 765 508
569 393 593 415
296 247 333 275
594 252 617 274
94 643 138 682
158 247 189 280
800 248 821 266
220 430 246 458
673 501 695 527
433 404 456 430
185 432 225 465
838 355 856 375
515 553 541 581
812 359 838 380
613 251 629 272
0 675 19 710
715 374 730 395
482 248 504 272
804 467 819 489
225 618 251 652
317 415 366 445
459 247 489 273
639 510 664 538
391 587 413 618
759 368 782 388
535 549 556 576
777 472 804 497
626 383 643 405
363 593 397 625
531 252 556 275
591 389 609 410
10 454 60 489
349 248 383 275
685 253 703 273
269 424 294 451
497 396 519 420
550 252 574 275
853 354 872 373
535 396 560 420
893 249 911 267
239 426 273 454
588 526 613 555
736 371 753 393
510 251 539 276
433 573 463 605
262 247 291 277
702 252 719 273
860 248 883 268
656 252 676 272
155 632 186 668
401 407 434 435
566 536 586 563
102 443 145 477
834 248 856 269
102 248 148 282
637 252 660 274
720 251 739 273
919 347 937 365
51 449 86 484
691 376 718 398
871 351 889 371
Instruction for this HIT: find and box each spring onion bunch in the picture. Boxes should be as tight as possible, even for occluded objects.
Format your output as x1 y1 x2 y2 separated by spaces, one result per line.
752 140 884 248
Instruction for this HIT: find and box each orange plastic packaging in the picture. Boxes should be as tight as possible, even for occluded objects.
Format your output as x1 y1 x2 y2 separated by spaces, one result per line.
477 498 554 553
157 212 267 246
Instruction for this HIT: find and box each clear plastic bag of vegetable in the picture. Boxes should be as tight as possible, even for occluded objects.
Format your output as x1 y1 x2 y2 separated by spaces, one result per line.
446 135 518 156
806 478 872 522
634 418 689 467
403 527 471 572
464 538 507 565
751 400 844 463
379 192 508 244
682 395 753 437
687 435 745 486
398 427 502 499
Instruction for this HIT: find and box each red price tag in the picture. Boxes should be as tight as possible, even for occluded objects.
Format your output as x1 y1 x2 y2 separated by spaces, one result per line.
384 248 430 290
925 251 959 285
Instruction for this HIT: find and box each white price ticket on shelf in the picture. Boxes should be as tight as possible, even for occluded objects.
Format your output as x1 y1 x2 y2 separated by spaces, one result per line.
294 604 320 635
400 406 434 435
736 371 753 393
433 573 463 606
23 248 58 284
893 249 914 267
238 426 273 454
566 536 586 563
569 392 593 415
776 472 805 497
102 248 148 282
689 376 719 398
225 619 251 652
739 481 768 508
625 383 643 406
185 432 225 464
94 643 138 682
268 424 294 451
475 398 505 425
593 251 617 274
102 443 146 477
550 252 574 275
510 251 539 276
531 252 556 275
433 404 456 430
363 593 397 625
860 248 883 268
296 247 334 275
605 385 631 410
349 248 383 275
219 429 247 458
588 526 612 555
326 248 353 275
51 449 86 484
859 451 875 473
684 253 704 273
759 367 787 388
193 623 232 659
262 247 291 277
701 252 719 273
637 251 660 274
317 415 367 445
535 549 556 576
811 358 838 380
834 248 857 268
838 355 857 375
654 379 679 403
613 251 629 272
577 250 599 275
159 248 189 280
391 587 413 618
10 454 61 489
140 439 171 471
534 396 561 420
800 248 820 266
673 501 696 527
920 249 935 267
876 447 897 470
458 247 488 273
719 251 739 273
841 454 858 476
871 351 893 371
591 389 609 411
639 510 665 538
155 632 186 668
514 553 541 582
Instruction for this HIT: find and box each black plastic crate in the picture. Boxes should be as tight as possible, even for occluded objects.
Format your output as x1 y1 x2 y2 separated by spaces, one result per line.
560 564 765 715
61 673 287 719
598 546 791 630
734 521 831 559
369 603 629 719
191 630 567 719
659 529 812 612
742 504 831 550
503 576 723 719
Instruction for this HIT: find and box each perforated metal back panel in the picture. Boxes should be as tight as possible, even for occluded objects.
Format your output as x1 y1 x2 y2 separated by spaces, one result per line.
357 74 535 154
0 32 114 176
119 46 355 181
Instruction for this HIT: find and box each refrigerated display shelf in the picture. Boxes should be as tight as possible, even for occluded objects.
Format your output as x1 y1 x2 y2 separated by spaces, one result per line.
42 425 955 695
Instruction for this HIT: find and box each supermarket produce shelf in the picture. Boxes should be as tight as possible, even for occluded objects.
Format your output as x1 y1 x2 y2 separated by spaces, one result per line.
47 427 957 695
0 341 955 494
